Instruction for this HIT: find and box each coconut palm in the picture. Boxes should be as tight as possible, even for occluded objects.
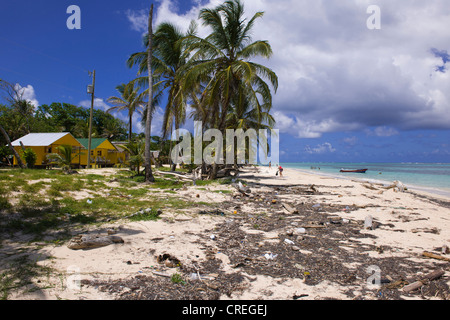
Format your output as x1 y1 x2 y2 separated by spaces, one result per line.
121 139 145 175
46 145 82 173
184 0 278 178
128 21 198 171
106 82 146 142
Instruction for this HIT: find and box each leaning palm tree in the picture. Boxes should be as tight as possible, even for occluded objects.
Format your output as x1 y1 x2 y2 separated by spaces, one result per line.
183 0 278 178
106 82 146 142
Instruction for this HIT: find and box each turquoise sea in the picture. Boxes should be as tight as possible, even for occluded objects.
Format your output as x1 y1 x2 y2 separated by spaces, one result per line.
280 163 450 197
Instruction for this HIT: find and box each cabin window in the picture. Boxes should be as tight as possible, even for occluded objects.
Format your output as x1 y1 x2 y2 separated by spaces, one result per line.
97 150 102 156
91 151 94 156
46 147 52 153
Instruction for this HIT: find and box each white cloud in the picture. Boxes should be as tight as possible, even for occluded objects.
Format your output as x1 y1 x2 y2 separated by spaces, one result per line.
125 9 148 33
79 97 113 112
127 0 450 139
14 84 39 107
305 142 336 154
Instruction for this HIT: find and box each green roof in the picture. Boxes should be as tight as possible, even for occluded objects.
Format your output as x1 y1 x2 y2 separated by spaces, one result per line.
77 138 108 150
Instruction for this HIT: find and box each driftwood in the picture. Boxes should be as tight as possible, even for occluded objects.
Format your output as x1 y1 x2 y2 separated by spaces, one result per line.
68 234 124 250
282 202 299 214
154 170 193 182
403 269 445 293
422 251 450 262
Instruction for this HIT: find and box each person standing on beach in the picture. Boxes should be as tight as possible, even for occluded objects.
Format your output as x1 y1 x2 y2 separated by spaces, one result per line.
278 165 283 177
269 161 271 169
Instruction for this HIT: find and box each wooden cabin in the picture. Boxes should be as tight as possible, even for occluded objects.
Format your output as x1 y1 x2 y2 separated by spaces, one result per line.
11 132 84 167
76 138 125 167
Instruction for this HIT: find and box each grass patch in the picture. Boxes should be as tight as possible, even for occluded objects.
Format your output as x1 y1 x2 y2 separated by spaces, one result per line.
0 255 54 300
170 272 186 285
128 208 161 222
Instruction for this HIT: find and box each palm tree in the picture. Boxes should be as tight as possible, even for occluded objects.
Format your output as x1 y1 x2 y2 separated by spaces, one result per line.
46 145 82 173
106 82 146 142
128 21 197 171
144 4 156 183
184 0 278 178
121 139 145 175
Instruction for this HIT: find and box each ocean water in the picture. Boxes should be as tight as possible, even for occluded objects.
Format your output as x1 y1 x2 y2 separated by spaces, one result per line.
280 162 450 197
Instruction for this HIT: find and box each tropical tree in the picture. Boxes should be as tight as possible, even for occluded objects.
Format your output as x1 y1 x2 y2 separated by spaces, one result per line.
144 4 156 183
128 21 198 171
183 0 278 178
107 82 146 142
46 145 82 173
121 139 145 175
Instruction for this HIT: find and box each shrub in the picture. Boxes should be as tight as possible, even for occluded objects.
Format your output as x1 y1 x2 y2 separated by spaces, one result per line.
21 148 37 168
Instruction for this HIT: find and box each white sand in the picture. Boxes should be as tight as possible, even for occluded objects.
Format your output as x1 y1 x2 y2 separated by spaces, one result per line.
4 167 450 300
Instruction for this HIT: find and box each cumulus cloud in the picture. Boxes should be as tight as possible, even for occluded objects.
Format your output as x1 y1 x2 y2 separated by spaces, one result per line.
305 142 336 154
14 84 39 107
79 98 112 112
126 0 450 139
125 9 148 33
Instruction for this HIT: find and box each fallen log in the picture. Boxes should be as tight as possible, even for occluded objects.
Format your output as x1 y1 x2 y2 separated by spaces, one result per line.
68 234 124 250
154 170 194 182
282 202 299 214
403 269 445 293
422 251 450 262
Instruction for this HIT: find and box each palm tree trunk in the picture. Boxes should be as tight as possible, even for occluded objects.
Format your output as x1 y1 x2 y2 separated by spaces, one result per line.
171 122 179 172
144 3 155 183
0 123 26 169
129 113 133 143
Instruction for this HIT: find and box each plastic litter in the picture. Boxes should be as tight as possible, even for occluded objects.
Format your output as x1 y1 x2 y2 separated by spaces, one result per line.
284 239 294 245
86 199 92 204
264 253 278 260
364 215 373 230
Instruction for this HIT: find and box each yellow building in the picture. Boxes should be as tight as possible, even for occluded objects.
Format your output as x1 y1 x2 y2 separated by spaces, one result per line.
11 132 84 167
76 138 125 167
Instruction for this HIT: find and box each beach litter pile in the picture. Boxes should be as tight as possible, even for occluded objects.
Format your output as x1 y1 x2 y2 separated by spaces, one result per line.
79 172 450 301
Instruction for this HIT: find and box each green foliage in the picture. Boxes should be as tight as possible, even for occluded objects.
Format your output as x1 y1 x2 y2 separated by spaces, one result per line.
170 272 186 285
46 145 82 172
21 148 37 168
121 139 145 174
0 99 128 152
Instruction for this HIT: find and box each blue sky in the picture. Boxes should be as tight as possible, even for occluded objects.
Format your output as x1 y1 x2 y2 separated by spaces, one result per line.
1 0 449 163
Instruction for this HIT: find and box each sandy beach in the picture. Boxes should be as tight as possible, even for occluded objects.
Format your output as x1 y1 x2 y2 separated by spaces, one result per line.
2 166 449 300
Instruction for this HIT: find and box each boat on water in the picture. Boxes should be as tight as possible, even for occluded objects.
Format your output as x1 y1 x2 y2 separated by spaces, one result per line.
340 168 368 173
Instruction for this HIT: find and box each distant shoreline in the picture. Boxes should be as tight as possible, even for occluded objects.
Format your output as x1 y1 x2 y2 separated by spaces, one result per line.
285 167 450 199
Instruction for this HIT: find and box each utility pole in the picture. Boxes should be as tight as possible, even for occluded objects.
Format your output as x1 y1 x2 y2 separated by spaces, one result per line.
87 70 96 169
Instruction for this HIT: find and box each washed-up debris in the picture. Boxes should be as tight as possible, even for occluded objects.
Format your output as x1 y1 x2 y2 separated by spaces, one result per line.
282 202 299 214
385 180 407 192
68 234 124 250
264 253 278 260
128 208 162 219
422 251 450 262
364 215 373 230
403 269 445 293
233 181 251 195
198 209 225 216
157 253 182 268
